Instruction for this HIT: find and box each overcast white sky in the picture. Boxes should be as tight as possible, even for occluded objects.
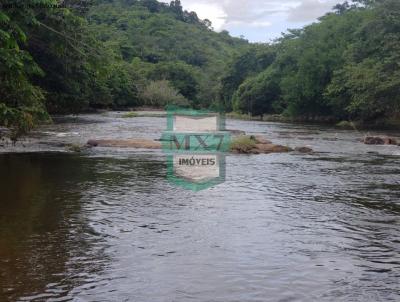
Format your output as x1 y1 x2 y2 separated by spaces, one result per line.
174 0 342 42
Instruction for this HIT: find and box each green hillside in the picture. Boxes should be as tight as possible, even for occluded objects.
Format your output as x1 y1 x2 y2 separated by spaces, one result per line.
86 0 248 108
1 0 399 138
224 0 400 124
0 0 247 137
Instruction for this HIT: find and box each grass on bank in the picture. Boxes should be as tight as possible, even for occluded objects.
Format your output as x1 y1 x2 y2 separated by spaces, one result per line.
229 136 257 153
121 112 139 118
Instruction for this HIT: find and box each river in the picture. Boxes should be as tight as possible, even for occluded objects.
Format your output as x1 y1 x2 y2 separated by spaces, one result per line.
0 113 399 301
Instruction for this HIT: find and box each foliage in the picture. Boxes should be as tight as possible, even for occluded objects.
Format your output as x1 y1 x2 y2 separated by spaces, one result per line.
326 0 400 121
220 44 277 111
141 80 189 107
146 62 199 102
87 0 247 106
0 0 53 138
232 68 281 116
226 0 400 122
2 0 399 140
121 111 138 118
229 136 256 153
0 0 247 138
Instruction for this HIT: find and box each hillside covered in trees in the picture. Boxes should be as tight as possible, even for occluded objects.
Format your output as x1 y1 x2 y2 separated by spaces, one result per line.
0 0 247 137
225 0 400 124
1 0 400 138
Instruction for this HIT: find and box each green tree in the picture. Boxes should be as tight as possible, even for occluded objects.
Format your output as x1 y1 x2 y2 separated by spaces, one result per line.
148 61 199 102
326 0 400 121
233 68 281 117
0 0 57 138
220 45 276 111
141 80 189 107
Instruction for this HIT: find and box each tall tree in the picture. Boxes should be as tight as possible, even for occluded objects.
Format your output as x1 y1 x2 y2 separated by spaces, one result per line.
0 0 57 138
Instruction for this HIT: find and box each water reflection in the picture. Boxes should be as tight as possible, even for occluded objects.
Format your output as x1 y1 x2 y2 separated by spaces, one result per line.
0 154 109 301
0 115 399 301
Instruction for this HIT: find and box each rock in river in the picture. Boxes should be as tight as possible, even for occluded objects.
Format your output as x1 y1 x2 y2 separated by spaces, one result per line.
364 136 398 145
255 143 293 154
87 135 302 155
230 135 293 154
294 146 314 153
87 139 162 149
252 135 272 145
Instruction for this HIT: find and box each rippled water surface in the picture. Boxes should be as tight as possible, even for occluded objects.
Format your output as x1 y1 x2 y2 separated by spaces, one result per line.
1 113 400 301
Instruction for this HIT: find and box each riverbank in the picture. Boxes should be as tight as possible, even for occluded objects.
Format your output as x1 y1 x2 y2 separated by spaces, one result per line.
226 112 400 130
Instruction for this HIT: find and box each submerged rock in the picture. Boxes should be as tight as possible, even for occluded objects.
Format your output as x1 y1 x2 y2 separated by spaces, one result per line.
364 136 398 145
294 146 314 153
255 143 292 154
87 139 162 149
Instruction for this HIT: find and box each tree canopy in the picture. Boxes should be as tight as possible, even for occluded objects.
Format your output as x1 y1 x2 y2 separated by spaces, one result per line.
227 0 400 123
0 0 247 137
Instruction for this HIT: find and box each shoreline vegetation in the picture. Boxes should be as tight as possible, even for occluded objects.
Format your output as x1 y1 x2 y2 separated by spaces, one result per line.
226 112 400 131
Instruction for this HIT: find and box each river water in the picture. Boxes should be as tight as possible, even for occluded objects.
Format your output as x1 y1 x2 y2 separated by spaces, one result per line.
0 113 399 302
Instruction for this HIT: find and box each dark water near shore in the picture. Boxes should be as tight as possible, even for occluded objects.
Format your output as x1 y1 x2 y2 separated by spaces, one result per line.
1 113 400 301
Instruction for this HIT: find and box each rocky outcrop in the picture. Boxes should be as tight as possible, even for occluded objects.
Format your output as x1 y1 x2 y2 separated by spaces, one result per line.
255 143 293 154
364 136 398 145
87 135 312 155
230 135 293 154
87 139 162 149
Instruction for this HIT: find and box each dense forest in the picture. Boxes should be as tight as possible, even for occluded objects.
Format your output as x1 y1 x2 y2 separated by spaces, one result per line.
1 0 399 138
0 0 247 138
225 0 400 124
